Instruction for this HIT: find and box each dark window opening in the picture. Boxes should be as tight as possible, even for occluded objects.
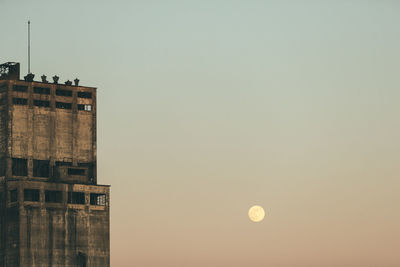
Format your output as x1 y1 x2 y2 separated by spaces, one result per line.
24 189 40 202
68 192 85 204
12 158 27 176
33 100 50 108
56 102 72 109
78 252 87 267
90 193 106 206
68 168 85 176
13 85 28 92
12 98 28 105
33 87 50 94
0 157 6 176
56 89 72 97
33 160 50 177
56 161 72 166
78 162 94 179
77 92 92 99
77 104 92 111
45 190 62 203
10 189 18 203
0 97 7 105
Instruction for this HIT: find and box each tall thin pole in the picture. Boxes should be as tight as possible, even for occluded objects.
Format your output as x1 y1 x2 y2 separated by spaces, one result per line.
28 20 30 74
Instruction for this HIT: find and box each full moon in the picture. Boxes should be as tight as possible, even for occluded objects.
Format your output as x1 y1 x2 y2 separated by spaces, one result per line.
248 205 265 222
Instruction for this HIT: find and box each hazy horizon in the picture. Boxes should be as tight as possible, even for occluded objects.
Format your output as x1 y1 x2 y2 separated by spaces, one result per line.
1 1 400 266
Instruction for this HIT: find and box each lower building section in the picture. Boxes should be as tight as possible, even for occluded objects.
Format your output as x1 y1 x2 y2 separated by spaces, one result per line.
0 180 110 267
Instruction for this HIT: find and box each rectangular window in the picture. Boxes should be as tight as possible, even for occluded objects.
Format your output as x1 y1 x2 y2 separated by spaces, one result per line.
33 160 50 177
68 192 85 204
33 87 50 94
0 157 6 176
13 85 28 92
24 189 40 202
12 98 28 105
78 162 94 179
68 168 85 176
55 161 72 166
45 190 62 203
90 193 106 206
77 104 92 111
56 102 72 109
77 92 92 99
56 89 72 97
33 100 50 108
10 189 18 203
0 97 7 105
12 158 27 176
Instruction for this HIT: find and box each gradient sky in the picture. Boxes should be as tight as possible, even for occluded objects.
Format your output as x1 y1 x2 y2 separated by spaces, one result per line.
1 1 400 266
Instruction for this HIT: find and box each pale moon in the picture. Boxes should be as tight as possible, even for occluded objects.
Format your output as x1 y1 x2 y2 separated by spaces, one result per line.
248 205 265 222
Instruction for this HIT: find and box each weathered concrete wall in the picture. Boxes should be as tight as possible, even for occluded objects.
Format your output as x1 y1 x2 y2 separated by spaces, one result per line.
0 78 108 266
3 180 110 267
1 80 97 183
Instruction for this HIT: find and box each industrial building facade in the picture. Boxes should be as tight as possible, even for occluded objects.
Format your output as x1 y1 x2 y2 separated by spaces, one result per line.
0 62 110 266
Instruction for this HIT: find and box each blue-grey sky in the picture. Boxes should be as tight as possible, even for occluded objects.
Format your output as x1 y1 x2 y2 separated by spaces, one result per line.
1 1 400 266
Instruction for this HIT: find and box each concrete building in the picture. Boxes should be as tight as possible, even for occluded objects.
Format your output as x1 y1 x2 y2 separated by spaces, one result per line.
0 62 110 266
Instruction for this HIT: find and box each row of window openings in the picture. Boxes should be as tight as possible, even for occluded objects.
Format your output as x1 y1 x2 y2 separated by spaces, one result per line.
12 98 92 111
11 158 88 177
13 85 92 99
8 189 106 206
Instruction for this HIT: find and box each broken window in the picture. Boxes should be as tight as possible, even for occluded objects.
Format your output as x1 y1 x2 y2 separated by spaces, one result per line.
12 97 28 105
77 92 92 99
90 193 106 206
56 89 72 97
45 190 62 203
24 189 40 202
68 168 85 176
33 87 50 94
56 102 72 109
13 85 28 92
68 192 85 204
12 158 27 176
77 104 92 111
33 160 50 177
33 100 50 108
10 189 18 202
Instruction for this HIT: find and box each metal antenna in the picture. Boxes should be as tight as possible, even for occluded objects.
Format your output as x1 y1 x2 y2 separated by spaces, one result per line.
28 20 31 74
